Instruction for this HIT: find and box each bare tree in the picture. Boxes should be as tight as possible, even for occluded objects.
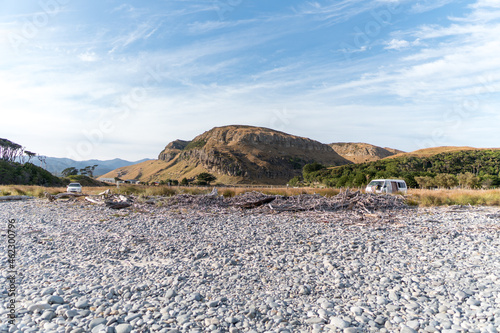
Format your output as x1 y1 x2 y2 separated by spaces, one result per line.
0 138 24 162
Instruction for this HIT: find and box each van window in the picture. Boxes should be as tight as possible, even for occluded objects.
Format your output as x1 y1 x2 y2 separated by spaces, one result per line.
397 182 406 188
368 181 384 187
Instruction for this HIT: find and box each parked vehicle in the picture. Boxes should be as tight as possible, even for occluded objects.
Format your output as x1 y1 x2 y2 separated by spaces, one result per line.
365 179 407 194
67 183 82 193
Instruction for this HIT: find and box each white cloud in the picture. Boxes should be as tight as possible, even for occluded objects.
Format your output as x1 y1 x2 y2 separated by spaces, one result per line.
385 38 410 49
78 51 98 62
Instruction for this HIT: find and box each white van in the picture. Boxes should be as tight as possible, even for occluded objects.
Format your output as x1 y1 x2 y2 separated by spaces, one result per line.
365 179 407 194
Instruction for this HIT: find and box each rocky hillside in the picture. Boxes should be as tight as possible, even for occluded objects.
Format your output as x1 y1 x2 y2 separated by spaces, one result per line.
329 142 404 163
102 125 351 185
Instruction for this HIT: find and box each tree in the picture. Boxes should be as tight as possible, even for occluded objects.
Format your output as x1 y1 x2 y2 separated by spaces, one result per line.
180 177 189 186
62 167 78 177
303 162 325 174
434 173 458 189
458 172 479 189
303 162 326 182
79 165 98 178
196 172 216 185
24 151 36 164
288 176 302 187
415 176 435 189
0 138 24 162
353 172 366 187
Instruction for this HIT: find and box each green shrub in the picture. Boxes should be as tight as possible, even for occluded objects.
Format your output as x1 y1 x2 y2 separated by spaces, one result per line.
184 140 206 150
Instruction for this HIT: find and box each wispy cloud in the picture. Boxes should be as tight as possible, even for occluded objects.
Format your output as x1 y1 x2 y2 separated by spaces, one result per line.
1 0 499 159
410 0 454 14
187 19 257 35
293 0 378 26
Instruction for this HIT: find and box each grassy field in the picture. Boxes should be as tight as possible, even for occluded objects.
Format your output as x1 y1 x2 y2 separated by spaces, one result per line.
2 184 500 207
406 189 500 207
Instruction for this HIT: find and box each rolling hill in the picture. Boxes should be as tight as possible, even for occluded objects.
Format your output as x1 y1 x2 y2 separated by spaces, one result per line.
329 142 404 163
100 125 351 185
385 146 500 159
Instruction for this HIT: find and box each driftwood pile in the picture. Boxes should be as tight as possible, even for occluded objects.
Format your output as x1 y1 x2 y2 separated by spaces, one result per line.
43 188 407 213
45 189 133 210
152 189 406 213
229 190 406 213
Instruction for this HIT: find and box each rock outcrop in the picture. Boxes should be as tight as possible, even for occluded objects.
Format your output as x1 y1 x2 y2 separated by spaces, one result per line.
158 140 190 162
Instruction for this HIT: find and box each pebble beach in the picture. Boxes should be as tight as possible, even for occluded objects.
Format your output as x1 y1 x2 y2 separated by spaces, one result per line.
0 198 499 333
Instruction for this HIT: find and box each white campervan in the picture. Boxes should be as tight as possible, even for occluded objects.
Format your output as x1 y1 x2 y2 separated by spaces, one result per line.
365 179 407 194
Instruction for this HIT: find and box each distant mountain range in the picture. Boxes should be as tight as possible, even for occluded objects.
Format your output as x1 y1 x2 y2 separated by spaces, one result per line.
39 157 152 176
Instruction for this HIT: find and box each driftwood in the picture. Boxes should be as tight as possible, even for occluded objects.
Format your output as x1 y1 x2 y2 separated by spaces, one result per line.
84 189 112 205
105 195 133 210
85 193 133 209
237 197 276 209
106 201 132 209
84 196 104 204
0 195 34 201
45 192 86 202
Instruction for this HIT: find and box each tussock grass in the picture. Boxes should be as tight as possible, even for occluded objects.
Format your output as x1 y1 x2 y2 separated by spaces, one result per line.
407 189 500 207
0 185 60 197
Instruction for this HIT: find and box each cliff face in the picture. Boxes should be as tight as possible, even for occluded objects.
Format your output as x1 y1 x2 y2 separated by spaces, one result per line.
158 140 190 162
156 125 351 184
329 142 404 164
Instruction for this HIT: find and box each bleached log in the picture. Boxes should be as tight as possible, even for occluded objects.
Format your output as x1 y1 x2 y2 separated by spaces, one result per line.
85 197 105 205
0 195 34 201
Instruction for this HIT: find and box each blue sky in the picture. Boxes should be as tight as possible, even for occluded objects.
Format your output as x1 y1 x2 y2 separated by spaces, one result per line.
1 0 499 161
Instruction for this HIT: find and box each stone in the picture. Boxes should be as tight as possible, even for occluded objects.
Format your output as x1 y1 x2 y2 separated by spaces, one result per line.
401 326 418 333
165 289 177 299
75 299 90 309
115 324 133 333
46 295 64 304
27 302 52 312
41 287 56 296
89 318 107 329
330 317 350 328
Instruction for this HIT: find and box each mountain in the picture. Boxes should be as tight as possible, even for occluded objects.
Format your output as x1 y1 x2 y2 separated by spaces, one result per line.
329 142 404 163
100 125 351 185
41 157 152 176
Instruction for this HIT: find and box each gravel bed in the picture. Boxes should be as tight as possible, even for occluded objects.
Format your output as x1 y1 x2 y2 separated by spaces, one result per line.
0 199 499 333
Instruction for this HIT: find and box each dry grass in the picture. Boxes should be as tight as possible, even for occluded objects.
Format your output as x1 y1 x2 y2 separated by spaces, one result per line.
3 185 499 207
407 189 500 207
0 185 115 197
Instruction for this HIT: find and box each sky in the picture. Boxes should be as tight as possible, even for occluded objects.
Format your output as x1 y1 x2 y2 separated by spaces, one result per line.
1 0 500 161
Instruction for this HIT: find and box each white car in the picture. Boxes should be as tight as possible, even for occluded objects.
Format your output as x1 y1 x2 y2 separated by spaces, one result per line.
67 183 82 193
366 179 407 194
